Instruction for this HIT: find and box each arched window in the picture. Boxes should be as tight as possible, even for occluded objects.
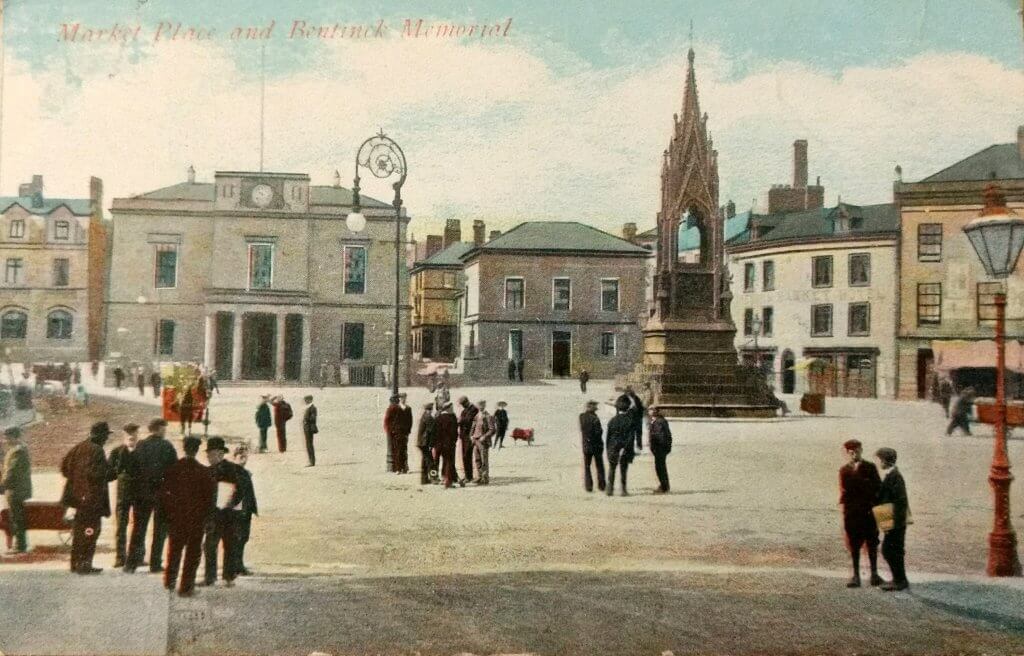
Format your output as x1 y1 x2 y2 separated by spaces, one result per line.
0 310 27 338
46 310 73 339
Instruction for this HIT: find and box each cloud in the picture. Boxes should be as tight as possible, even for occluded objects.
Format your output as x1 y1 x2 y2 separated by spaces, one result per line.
2 37 1021 238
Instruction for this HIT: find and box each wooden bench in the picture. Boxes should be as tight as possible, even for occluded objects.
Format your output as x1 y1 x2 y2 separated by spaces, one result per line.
0 500 70 549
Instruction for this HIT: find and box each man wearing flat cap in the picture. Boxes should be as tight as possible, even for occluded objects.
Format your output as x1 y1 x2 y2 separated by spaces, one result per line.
416 402 436 485
838 439 882 588
1 427 32 554
202 437 246 587
60 422 115 574
108 423 142 568
125 417 177 573
161 436 215 596
433 401 460 488
875 447 911 591
579 400 605 492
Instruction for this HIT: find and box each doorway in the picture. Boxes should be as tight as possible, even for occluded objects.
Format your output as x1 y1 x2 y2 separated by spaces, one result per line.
781 349 795 393
241 313 276 380
284 314 303 381
214 312 234 380
916 348 935 400
552 331 571 377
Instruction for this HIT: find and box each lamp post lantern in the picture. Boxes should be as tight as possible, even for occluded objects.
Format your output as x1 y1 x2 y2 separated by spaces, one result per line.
963 183 1024 577
347 130 407 473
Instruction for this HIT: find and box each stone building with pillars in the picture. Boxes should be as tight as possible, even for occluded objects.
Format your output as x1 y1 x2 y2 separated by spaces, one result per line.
105 168 408 385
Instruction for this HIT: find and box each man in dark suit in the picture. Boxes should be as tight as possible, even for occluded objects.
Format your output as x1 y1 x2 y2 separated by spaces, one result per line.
875 447 911 591
302 395 318 467
61 422 115 574
456 396 478 485
626 386 645 452
606 397 635 496
579 400 605 492
416 402 436 485
648 406 672 493
255 395 272 453
108 423 141 568
161 436 215 597
838 439 882 587
201 437 245 587
383 395 402 473
433 402 461 488
272 396 292 453
231 445 258 576
1 427 32 554
125 418 177 573
395 393 413 474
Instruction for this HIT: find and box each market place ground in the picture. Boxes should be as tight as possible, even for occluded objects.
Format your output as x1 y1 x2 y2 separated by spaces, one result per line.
3 380 1024 654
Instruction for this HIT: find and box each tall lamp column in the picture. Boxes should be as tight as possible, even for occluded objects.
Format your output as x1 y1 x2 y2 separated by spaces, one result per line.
963 183 1023 577
346 131 408 473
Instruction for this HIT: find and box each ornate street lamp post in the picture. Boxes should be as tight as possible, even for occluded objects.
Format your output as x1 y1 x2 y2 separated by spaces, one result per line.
963 183 1024 577
345 131 407 473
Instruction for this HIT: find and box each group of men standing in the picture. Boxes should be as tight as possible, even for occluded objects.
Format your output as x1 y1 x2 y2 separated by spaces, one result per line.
578 398 672 496
58 419 258 597
254 394 318 466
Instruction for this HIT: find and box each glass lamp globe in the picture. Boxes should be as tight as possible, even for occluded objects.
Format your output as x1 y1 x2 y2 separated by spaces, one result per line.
346 211 366 233
136 295 147 304
963 185 1024 279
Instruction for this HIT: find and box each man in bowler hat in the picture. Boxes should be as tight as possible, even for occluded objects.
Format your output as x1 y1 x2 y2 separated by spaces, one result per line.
161 436 215 596
579 400 605 492
202 437 246 587
1 427 32 554
61 422 115 573
838 439 882 587
876 447 911 591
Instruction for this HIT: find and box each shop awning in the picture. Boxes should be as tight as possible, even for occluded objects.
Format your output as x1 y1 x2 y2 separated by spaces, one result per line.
789 357 827 371
932 340 1024 374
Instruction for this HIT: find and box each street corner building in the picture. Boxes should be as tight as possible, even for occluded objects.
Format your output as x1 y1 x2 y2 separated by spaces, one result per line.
894 126 1024 400
722 139 900 399
0 175 107 364
104 167 410 385
457 221 650 382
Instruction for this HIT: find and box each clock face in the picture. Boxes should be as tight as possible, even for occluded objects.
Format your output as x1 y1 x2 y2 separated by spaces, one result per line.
251 184 274 208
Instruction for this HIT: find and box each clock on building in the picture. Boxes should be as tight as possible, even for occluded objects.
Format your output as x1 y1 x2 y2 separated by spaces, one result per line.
251 183 274 208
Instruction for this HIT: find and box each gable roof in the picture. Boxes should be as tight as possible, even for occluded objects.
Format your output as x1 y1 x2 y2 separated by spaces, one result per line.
921 144 1024 183
727 202 898 248
412 241 474 271
462 221 650 259
0 196 91 216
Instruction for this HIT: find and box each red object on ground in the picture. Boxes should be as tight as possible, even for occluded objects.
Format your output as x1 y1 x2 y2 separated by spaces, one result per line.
511 428 535 444
0 500 70 549
162 388 206 423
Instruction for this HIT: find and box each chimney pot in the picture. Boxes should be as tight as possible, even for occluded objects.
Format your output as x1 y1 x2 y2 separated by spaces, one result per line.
333 170 341 187
622 222 638 242
472 220 486 246
443 219 462 248
793 140 809 188
187 165 196 184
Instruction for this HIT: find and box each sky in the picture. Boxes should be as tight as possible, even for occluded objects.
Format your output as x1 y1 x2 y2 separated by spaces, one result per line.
1 0 1022 237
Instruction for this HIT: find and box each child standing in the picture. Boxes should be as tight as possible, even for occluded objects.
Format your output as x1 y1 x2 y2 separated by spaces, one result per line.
494 401 509 448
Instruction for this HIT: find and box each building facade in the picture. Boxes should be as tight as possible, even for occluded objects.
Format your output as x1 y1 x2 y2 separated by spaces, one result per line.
106 168 409 385
727 202 900 398
410 241 472 363
0 175 106 364
894 127 1024 399
459 222 648 382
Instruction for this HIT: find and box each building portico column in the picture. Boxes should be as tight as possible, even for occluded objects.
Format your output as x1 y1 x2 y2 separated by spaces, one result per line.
275 313 286 382
300 313 311 384
203 314 215 371
231 312 243 381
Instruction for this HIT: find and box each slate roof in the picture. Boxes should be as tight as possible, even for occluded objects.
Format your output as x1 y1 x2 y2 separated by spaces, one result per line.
0 196 91 215
461 221 650 259
727 203 898 247
921 144 1024 183
679 210 754 250
136 181 389 207
413 242 474 270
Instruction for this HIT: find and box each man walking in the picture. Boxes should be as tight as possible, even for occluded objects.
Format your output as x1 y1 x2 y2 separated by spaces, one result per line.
272 396 293 453
416 402 436 485
457 396 478 484
396 393 413 474
838 439 882 588
302 395 318 467
471 400 495 485
433 402 461 488
201 437 245 588
136 366 146 396
150 369 162 398
125 418 177 573
875 447 911 591
606 397 635 496
255 395 272 453
946 387 975 436
579 401 605 492
108 423 141 568
161 436 215 597
113 365 124 391
1 427 32 554
578 369 589 394
60 422 115 574
648 406 672 493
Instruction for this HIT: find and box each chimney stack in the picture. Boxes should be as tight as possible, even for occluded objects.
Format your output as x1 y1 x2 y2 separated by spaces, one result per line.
793 140 808 188
443 219 462 248
1018 125 1024 160
621 222 638 242
472 220 486 246
725 200 736 218
333 170 341 187
187 165 196 184
425 234 443 258
18 175 43 199
489 230 501 242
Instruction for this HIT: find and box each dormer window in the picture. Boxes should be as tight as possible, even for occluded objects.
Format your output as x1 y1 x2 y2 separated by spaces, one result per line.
54 220 70 240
